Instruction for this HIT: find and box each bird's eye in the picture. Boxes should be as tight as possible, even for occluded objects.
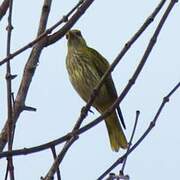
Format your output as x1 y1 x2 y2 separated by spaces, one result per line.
75 31 82 37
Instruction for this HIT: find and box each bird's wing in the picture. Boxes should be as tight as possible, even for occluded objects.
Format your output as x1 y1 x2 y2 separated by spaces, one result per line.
87 47 126 129
87 47 118 99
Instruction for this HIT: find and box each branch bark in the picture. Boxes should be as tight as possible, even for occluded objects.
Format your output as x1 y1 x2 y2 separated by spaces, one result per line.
0 0 95 152
98 81 180 180
0 0 53 152
0 0 94 66
0 0 9 21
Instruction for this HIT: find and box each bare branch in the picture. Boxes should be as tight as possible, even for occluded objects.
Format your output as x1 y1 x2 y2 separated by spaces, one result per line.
0 0 96 154
50 146 61 180
0 132 73 158
46 0 95 46
0 0 53 152
120 111 140 176
0 0 9 21
5 0 15 179
97 81 180 180
0 0 94 66
43 136 78 180
4 161 9 180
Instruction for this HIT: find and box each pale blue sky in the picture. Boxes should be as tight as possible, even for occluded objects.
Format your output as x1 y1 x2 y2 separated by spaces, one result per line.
0 1 180 179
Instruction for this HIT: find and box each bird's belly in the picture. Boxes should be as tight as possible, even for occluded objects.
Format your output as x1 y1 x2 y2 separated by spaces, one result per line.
69 68 109 106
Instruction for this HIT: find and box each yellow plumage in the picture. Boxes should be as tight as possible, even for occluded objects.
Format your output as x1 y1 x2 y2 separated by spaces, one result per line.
66 29 128 151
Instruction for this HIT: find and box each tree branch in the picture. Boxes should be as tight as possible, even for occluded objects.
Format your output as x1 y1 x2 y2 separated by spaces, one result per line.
45 0 95 46
0 0 94 66
0 0 52 152
120 111 140 176
50 146 61 180
0 0 9 21
5 0 15 179
0 0 96 154
97 81 180 180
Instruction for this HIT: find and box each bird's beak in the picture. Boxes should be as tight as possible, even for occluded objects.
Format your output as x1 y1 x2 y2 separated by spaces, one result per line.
66 31 73 40
66 32 69 40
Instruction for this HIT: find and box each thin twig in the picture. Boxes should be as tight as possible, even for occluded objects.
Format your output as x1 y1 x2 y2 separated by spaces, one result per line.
6 0 15 179
0 0 93 66
4 162 8 180
0 0 95 153
0 133 72 158
51 146 61 180
43 136 78 180
46 0 94 46
97 81 180 180
120 111 140 175
0 0 9 21
0 0 53 152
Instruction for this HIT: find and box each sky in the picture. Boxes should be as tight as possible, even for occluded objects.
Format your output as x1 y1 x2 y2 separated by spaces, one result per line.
0 0 180 180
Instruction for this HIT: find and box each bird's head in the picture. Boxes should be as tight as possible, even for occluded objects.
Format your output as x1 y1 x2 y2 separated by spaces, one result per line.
66 29 87 50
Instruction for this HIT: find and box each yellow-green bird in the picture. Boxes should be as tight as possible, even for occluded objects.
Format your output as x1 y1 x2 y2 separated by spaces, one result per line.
66 29 128 151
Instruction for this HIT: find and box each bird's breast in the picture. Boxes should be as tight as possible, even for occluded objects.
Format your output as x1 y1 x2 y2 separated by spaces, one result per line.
66 54 109 105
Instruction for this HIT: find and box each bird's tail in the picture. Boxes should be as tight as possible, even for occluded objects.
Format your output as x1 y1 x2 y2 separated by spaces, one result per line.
105 111 128 152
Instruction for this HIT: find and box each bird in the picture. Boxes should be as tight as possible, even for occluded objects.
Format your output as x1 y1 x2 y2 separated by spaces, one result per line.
65 29 128 151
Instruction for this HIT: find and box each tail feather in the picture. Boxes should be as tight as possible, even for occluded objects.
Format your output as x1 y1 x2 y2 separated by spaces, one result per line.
105 111 128 151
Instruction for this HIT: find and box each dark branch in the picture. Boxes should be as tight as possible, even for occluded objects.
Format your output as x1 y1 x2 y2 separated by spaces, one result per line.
97 81 180 180
0 0 53 152
0 0 93 66
50 146 61 180
120 111 140 176
0 0 10 21
6 0 15 179
43 136 78 180
46 0 95 46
